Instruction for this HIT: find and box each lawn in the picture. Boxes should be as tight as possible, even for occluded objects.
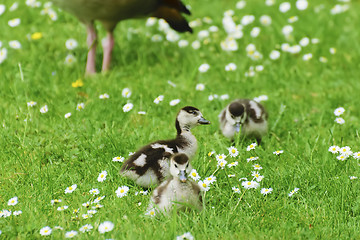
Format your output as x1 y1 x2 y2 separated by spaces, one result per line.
0 0 360 239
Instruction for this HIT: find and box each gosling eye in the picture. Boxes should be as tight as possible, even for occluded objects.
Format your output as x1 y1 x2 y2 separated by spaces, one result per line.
186 163 189 168
174 164 178 168
188 110 197 115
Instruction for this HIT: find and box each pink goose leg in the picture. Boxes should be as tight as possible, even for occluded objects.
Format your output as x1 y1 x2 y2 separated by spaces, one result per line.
102 31 114 72
85 22 97 75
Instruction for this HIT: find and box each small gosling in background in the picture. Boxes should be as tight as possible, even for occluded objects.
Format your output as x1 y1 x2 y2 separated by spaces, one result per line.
219 99 268 144
148 153 202 215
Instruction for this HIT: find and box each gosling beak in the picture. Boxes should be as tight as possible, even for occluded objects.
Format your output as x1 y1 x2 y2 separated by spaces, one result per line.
235 122 241 132
198 117 210 125
179 170 187 183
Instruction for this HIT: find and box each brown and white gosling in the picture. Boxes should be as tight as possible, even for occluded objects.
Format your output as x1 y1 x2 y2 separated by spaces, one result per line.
219 99 268 144
147 153 202 214
120 106 210 188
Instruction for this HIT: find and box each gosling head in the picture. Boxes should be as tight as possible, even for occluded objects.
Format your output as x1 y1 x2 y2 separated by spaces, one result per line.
169 153 191 183
226 101 246 132
176 106 210 133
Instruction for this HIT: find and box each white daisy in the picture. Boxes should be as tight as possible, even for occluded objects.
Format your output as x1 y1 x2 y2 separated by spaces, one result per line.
242 180 260 189
9 40 21 49
79 224 93 233
195 83 205 91
123 103 134 112
8 196 18 206
228 146 239 157
296 0 308 10
252 164 263 170
40 226 52 236
299 37 310 47
282 25 293 36
269 50 281 60
220 94 229 100
217 159 227 169
246 143 257 151
335 117 345 125
99 93 110 99
65 39 78 50
40 105 48 114
303 53 313 61
227 161 238 168
145 208 156 217
169 99 180 106
247 156 259 162
250 27 261 38
8 18 21 27
76 103 85 111
64 54 76 66
204 175 217 184
288 188 299 197
260 188 273 195
89 188 100 195
328 145 340 154
279 2 291 13
153 95 164 104
225 63 237 71
178 40 189 48
191 40 201 49
27 101 37 107
216 154 226 161
337 153 349 161
122 88 132 98
97 170 108 182
64 112 71 118
260 15 272 26
50 199 62 205
57 205 68 211
116 186 129 198
65 230 78 238
189 169 201 181
288 16 299 23
353 152 360 160
334 107 345 116
198 180 210 191
13 210 22 216
98 221 114 234
176 232 194 240
64 184 77 194
232 187 241 194
251 171 264 182
273 150 284 155
198 63 210 73
112 156 125 162
0 5 5 16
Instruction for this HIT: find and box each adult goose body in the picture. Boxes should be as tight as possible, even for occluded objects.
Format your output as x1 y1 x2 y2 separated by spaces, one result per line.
51 0 192 74
120 106 210 188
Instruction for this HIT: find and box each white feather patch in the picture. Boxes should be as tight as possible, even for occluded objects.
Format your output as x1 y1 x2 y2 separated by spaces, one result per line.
249 100 262 119
133 154 147 167
151 143 174 154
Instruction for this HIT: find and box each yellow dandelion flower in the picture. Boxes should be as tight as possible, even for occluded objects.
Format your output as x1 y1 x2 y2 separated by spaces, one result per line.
31 32 43 40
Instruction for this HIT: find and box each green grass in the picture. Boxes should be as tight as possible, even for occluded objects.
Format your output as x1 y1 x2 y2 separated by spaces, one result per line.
1 0 360 239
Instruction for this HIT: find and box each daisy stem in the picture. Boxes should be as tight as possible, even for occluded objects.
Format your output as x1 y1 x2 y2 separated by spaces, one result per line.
211 167 220 177
223 167 232 187
232 189 247 213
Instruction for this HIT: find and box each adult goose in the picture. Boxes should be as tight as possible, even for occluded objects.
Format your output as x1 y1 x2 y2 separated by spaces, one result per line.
52 0 192 74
